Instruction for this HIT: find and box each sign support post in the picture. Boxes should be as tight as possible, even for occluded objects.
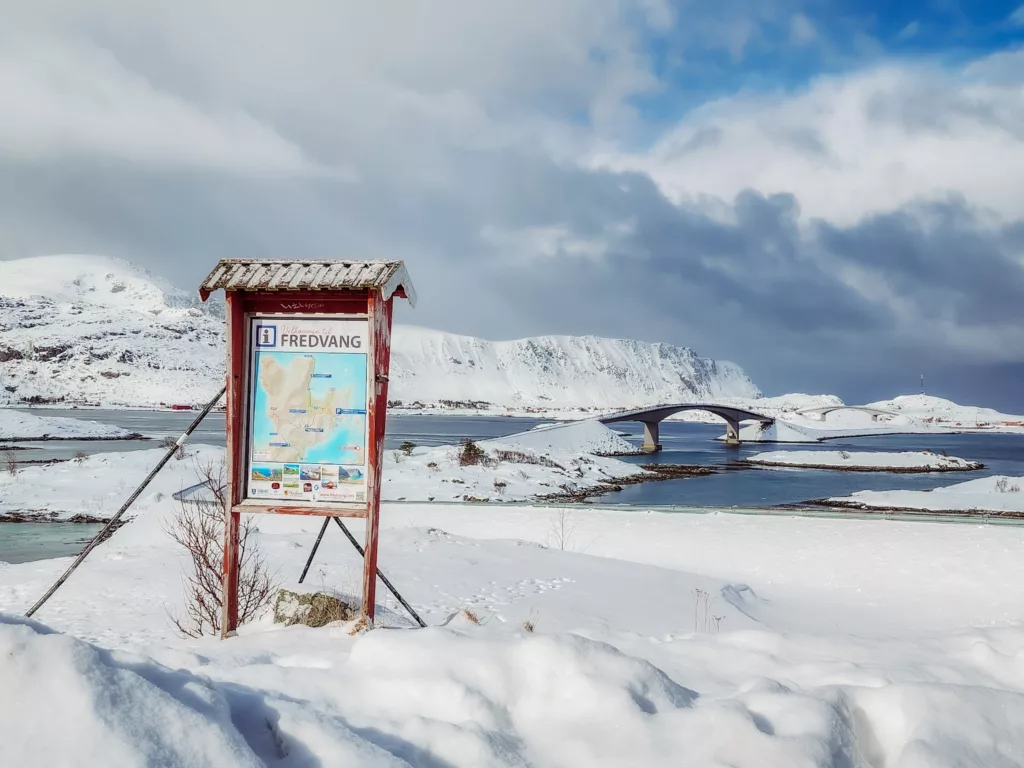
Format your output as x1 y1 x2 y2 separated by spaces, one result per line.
362 291 393 618
199 260 416 638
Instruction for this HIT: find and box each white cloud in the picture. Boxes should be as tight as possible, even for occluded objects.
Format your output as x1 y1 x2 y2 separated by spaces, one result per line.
0 1 667 181
0 38 320 174
595 54 1024 224
1009 5 1024 27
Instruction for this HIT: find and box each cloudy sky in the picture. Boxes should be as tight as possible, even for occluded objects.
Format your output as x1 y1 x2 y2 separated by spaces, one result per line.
2 1 1023 408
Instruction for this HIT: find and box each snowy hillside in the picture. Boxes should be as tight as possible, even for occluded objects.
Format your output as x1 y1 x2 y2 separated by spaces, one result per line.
0 255 760 409
389 326 760 409
866 394 1024 428
0 256 224 407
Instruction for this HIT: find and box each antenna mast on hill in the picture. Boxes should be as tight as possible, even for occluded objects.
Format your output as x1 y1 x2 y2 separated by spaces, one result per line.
920 374 925 395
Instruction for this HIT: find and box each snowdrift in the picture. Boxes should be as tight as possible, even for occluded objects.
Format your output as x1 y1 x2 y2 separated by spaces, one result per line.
0 615 262 768
6 612 1024 768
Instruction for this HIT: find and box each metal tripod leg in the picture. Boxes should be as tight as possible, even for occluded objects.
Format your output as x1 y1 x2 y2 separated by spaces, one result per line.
297 516 331 584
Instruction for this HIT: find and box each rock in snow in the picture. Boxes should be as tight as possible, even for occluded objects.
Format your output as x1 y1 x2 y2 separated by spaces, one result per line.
0 254 759 409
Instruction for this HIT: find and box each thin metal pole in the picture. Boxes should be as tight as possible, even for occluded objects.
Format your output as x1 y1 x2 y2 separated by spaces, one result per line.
297 517 331 584
25 386 226 619
332 517 426 628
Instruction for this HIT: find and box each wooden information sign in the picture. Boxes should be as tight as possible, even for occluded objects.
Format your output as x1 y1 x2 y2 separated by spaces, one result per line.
199 259 416 636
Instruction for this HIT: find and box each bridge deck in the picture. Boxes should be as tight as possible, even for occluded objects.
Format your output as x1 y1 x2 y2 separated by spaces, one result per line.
599 403 774 425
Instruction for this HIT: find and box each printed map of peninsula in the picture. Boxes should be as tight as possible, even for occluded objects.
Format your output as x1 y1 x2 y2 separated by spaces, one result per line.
252 352 367 465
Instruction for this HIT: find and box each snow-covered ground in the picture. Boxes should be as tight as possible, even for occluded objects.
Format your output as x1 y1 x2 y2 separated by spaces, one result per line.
384 421 645 503
0 422 644 519
828 474 1024 514
0 408 137 441
6 461 1024 765
746 449 982 472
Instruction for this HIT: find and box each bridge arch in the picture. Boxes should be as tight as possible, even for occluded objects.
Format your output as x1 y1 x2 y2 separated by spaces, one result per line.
599 404 774 452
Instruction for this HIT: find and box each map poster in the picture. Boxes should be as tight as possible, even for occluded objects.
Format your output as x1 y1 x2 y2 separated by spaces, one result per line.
245 316 370 505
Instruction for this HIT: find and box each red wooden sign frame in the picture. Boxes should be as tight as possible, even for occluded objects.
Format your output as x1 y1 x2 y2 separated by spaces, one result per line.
220 289 395 637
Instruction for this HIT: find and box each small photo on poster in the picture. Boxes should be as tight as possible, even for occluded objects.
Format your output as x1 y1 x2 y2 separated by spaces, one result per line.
338 466 364 485
300 465 321 482
320 465 339 490
251 465 282 483
283 464 300 478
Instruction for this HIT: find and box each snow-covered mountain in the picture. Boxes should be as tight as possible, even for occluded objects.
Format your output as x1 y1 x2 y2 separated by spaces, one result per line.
0 255 761 409
388 326 759 408
0 255 224 407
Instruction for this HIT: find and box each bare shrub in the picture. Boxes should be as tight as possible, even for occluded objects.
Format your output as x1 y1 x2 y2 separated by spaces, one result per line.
838 450 851 460
399 441 416 456
164 459 276 637
493 449 564 470
160 434 185 460
73 450 88 466
4 447 19 475
522 609 538 633
427 461 440 472
996 477 1021 493
459 440 493 467
493 479 508 495
462 608 481 624
692 588 723 633
391 449 403 464
546 507 577 551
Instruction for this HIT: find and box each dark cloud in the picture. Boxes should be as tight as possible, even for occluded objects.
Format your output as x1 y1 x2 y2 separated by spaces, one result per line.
815 201 1024 325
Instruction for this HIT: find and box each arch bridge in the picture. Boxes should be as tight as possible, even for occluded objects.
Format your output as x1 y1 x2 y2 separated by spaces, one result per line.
599 404 774 452
795 405 900 422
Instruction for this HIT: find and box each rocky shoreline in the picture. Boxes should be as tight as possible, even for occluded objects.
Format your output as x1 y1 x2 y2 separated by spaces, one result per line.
800 499 1024 519
0 432 147 442
746 459 984 473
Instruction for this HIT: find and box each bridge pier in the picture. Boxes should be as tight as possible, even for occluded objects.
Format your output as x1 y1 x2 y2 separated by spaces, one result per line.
641 420 662 453
724 418 741 446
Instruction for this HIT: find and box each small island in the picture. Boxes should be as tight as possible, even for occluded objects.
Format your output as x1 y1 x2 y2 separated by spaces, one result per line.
744 449 982 473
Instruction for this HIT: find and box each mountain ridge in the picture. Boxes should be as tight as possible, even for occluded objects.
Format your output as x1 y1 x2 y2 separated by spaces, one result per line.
0 255 761 409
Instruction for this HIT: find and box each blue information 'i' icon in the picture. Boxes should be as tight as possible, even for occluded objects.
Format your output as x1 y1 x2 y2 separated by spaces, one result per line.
256 325 277 347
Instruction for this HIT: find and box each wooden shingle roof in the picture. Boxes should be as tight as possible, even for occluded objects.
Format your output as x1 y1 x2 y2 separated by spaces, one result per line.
198 259 416 306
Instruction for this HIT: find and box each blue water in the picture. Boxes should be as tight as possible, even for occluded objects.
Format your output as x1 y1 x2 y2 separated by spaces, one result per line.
7 409 1024 509
0 523 103 564
4 409 1024 564
610 422 1024 507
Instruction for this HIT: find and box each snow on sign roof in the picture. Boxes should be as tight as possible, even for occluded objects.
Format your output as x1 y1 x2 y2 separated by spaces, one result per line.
198 259 416 306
